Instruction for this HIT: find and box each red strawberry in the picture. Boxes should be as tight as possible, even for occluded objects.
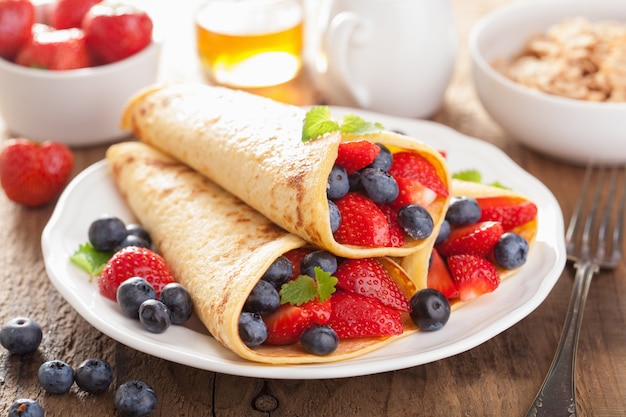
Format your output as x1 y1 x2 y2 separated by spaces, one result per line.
447 254 500 301
335 141 380 174
301 298 332 325
328 291 404 338
436 221 504 258
377 204 405 247
16 27 91 70
335 258 410 312
263 304 313 345
82 3 153 65
388 151 448 197
98 247 176 301
0 0 35 60
477 196 538 231
427 249 459 299
0 138 74 207
333 192 391 247
390 176 438 211
50 0 100 29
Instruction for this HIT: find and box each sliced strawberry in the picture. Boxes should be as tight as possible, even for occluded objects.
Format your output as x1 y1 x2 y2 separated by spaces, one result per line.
388 151 448 197
436 221 504 258
301 298 332 325
333 192 391 247
328 291 404 338
390 177 438 211
335 258 410 312
335 141 380 174
377 204 405 247
476 196 538 231
447 255 500 301
427 249 459 299
98 247 175 301
281 248 313 280
263 304 312 345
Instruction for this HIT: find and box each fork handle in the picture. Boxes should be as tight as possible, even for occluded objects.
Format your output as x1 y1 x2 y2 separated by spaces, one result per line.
523 261 596 417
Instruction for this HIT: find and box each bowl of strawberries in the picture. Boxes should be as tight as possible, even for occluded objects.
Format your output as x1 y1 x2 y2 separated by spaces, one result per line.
0 0 161 146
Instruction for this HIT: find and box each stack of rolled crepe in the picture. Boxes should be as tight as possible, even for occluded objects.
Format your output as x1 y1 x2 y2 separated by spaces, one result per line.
109 83 538 363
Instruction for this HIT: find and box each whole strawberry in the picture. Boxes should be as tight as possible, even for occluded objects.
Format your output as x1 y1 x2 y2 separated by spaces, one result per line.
50 0 100 29
0 138 74 207
98 247 175 301
0 0 35 60
82 3 153 65
16 27 91 70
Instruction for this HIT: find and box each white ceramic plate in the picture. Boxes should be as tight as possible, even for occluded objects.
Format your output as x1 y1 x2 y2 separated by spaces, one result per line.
41 108 567 379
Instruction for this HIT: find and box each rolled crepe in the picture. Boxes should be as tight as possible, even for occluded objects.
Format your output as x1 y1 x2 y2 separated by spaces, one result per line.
400 179 538 291
120 83 450 259
106 141 419 364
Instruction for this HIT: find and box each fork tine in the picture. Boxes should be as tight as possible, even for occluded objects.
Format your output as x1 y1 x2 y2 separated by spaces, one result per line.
565 165 593 257
609 167 626 266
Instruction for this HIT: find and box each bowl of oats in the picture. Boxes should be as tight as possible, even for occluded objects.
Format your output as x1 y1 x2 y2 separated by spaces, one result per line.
469 0 626 165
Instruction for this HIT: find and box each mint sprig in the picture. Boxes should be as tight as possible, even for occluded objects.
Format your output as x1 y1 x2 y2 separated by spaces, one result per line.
302 106 384 142
279 267 338 305
452 169 510 189
69 243 113 279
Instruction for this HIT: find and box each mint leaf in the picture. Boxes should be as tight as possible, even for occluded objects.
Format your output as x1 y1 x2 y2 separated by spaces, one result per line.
302 106 340 142
452 169 482 183
340 114 384 135
314 267 338 302
279 275 318 305
301 106 383 142
69 243 112 279
452 169 511 189
278 267 337 305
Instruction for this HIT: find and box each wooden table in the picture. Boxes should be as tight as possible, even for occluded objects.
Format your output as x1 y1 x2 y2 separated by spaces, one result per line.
1 1 625 416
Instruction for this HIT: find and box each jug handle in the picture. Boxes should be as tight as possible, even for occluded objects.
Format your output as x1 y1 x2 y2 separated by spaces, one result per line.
323 11 372 108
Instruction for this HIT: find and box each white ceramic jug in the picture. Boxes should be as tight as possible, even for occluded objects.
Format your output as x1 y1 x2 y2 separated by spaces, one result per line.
304 0 458 118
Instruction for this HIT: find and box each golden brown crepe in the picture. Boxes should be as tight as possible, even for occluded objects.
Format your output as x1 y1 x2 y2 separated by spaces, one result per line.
106 141 419 364
400 179 538 291
120 83 450 259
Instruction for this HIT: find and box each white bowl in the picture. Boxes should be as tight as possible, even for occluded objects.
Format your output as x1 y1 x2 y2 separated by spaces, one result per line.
469 0 626 165
0 2 161 147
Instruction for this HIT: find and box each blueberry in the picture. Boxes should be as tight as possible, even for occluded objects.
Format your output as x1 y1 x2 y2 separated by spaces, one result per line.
348 171 362 192
125 223 152 246
301 250 338 277
117 277 157 319
261 255 293 289
327 164 350 199
494 232 530 269
8 399 44 417
300 325 338 355
116 234 152 251
0 317 42 355
38 359 74 394
159 283 193 325
243 280 280 315
114 380 158 417
88 215 127 251
409 289 451 331
74 358 113 394
446 196 481 225
435 219 451 244
359 167 399 204
397 204 434 240
366 143 393 171
328 200 341 233
238 312 267 347
138 300 171 333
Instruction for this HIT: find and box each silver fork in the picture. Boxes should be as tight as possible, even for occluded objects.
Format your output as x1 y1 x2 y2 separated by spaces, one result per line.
524 165 626 417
